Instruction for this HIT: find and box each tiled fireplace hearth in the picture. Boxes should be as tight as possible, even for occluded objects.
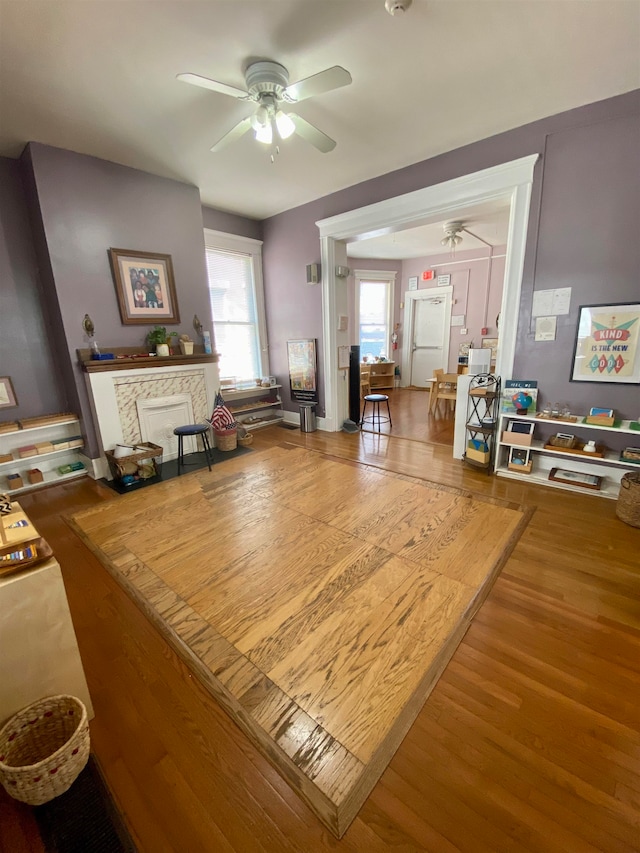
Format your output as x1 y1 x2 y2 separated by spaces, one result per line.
84 361 219 479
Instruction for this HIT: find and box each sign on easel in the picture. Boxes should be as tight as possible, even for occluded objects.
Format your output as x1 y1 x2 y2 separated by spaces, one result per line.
287 339 318 403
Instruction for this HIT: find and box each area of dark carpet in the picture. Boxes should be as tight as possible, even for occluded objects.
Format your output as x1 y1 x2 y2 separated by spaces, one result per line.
34 755 136 853
102 445 252 494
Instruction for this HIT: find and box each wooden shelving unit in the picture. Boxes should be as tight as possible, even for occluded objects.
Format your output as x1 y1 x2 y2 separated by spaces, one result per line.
0 418 87 495
495 411 640 499
224 385 283 431
367 362 395 391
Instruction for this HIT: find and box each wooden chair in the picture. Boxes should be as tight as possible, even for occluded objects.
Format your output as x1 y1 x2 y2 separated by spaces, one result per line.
360 364 371 398
429 369 458 415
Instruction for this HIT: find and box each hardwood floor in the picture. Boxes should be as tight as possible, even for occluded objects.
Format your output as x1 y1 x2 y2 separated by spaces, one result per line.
66 446 529 837
361 387 455 445
2 403 639 852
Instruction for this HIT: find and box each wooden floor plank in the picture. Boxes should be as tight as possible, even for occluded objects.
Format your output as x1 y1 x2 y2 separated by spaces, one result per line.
67 446 526 835
2 397 638 851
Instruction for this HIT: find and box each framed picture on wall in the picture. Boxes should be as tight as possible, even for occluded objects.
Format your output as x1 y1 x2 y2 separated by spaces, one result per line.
0 376 18 409
570 302 640 384
481 337 498 366
108 248 180 325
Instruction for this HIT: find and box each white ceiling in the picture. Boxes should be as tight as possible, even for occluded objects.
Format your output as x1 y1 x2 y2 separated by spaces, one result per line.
1 1 638 221
346 197 511 259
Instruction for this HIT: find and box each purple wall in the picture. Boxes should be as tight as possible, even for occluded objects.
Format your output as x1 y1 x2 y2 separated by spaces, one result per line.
513 112 640 415
202 205 262 241
402 248 506 372
262 90 640 420
0 157 66 419
14 143 260 457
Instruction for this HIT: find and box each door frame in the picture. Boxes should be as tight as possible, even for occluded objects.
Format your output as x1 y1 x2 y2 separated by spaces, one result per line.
316 154 539 432
402 286 453 387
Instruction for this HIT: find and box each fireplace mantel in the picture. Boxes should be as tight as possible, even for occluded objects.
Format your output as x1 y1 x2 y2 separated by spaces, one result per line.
83 358 219 479
77 346 218 373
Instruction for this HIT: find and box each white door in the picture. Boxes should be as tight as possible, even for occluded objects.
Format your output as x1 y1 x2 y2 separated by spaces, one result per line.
406 288 452 387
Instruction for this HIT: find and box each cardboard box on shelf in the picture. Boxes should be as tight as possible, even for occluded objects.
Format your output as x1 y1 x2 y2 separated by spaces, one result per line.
6 473 23 490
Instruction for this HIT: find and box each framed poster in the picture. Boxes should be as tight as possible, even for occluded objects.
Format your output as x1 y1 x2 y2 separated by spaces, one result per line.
287 339 318 402
108 248 180 325
571 302 640 384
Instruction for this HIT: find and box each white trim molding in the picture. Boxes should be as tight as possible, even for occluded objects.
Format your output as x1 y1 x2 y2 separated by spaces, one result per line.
317 154 539 431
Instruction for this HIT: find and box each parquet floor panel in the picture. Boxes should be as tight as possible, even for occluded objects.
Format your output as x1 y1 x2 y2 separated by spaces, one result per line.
68 445 529 836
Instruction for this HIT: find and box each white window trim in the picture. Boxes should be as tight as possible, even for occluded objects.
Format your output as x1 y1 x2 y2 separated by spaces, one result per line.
354 270 396 360
203 229 269 377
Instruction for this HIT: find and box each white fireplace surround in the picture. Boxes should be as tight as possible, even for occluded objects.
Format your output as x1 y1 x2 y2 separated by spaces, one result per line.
84 362 219 479
137 395 195 460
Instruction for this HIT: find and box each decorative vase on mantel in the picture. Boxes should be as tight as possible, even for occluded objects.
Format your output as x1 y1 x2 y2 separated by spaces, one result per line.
156 343 170 357
179 339 194 355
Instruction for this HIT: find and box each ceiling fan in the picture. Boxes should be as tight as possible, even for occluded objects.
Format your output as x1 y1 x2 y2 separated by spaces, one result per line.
177 60 352 154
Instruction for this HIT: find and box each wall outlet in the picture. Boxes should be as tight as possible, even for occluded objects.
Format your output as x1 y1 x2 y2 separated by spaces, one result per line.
460 327 468 335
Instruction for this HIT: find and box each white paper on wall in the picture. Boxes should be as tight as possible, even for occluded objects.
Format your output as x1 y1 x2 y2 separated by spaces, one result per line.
532 287 571 317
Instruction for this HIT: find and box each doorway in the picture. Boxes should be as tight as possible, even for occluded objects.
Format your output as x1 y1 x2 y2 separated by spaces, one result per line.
403 287 453 388
317 154 539 434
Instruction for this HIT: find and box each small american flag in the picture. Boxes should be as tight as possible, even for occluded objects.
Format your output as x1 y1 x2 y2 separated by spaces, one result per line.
210 392 236 431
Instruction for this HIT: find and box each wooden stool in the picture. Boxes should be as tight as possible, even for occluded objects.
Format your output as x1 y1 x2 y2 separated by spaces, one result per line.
173 424 213 474
360 394 392 432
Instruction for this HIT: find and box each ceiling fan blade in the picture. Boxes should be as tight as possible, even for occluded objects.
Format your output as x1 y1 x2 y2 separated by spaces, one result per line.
289 114 336 153
210 116 253 153
177 73 249 100
284 66 352 103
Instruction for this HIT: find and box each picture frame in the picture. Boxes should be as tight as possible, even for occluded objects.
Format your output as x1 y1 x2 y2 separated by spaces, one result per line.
548 467 602 490
287 338 318 403
108 248 180 325
481 337 498 366
0 376 18 409
570 302 640 384
589 407 614 418
508 447 531 467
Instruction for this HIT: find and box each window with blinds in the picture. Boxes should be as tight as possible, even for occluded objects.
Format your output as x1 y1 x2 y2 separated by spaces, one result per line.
356 273 394 361
204 230 267 382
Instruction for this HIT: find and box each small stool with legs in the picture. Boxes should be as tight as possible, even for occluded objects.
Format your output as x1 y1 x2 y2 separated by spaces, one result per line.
173 424 213 474
360 393 392 432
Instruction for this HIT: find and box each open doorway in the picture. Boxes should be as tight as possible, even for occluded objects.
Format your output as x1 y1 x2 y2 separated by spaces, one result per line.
317 155 539 438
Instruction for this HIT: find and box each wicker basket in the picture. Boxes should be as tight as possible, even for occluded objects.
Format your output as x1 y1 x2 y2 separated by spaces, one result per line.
215 428 237 451
0 695 90 805
238 433 253 447
616 471 640 528
105 442 163 482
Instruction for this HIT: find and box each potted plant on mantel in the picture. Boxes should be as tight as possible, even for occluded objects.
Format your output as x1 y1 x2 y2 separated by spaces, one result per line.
146 325 169 357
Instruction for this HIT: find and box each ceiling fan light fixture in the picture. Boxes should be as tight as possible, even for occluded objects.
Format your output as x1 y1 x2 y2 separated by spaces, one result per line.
275 110 295 140
441 221 464 251
255 122 273 145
